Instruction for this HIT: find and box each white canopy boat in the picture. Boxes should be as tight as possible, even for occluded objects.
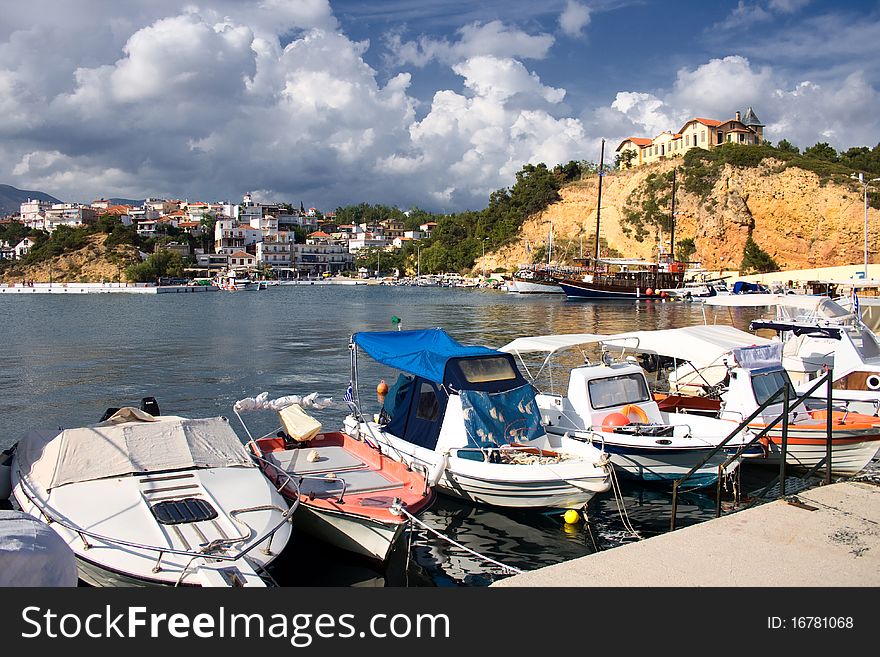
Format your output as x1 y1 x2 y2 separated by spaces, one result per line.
343 328 612 511
11 408 296 587
499 333 758 488
596 327 880 475
704 293 880 415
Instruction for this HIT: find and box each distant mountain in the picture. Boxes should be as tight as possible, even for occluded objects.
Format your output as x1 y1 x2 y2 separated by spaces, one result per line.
0 184 61 217
109 197 145 207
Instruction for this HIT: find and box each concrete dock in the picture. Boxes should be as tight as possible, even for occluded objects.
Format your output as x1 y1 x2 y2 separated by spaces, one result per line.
0 282 216 294
494 481 880 586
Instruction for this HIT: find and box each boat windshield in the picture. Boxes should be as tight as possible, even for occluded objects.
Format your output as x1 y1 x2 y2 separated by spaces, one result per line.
588 373 650 410
750 369 797 405
455 357 518 383
850 327 880 360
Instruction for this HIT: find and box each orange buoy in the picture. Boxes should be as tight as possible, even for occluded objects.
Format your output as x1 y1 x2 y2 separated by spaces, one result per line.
601 412 630 432
377 379 389 403
645 288 654 296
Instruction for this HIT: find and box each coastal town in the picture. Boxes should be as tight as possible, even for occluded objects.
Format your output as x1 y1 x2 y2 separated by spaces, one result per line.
0 192 441 281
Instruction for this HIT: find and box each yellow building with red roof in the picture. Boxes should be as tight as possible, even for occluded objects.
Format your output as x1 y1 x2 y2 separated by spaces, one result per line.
616 108 764 167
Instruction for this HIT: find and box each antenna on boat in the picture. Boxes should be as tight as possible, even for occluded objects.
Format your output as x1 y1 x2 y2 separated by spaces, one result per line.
595 139 605 265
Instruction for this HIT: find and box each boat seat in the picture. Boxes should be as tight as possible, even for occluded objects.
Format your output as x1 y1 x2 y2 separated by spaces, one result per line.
297 468 398 499
267 446 366 475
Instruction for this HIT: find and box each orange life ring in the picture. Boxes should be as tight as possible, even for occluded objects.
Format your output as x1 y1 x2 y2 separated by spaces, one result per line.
620 404 649 424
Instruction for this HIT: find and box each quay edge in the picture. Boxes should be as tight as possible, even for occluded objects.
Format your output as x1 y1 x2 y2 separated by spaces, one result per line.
493 480 880 587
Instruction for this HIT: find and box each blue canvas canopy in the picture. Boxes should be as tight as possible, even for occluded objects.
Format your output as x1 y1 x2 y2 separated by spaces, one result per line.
352 328 498 384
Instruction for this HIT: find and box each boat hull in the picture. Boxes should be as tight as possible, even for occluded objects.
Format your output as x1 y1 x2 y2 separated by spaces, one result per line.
292 503 406 562
558 281 644 301
508 279 563 294
347 420 611 511
758 430 880 475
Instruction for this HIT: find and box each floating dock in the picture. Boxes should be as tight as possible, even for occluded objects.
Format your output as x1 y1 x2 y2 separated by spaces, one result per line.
0 283 216 294
493 480 880 587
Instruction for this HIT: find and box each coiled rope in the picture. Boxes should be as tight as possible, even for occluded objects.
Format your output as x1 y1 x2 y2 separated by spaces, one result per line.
390 502 524 575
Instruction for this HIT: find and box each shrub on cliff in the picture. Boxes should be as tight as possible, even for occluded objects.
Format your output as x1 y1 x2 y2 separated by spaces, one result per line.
740 236 779 274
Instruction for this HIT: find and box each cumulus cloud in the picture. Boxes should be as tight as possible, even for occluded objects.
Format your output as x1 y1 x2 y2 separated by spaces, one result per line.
0 1 876 213
589 55 880 156
385 20 554 67
559 1 592 39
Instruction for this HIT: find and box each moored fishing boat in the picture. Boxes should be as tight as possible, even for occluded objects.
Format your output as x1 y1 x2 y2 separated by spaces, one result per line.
10 406 295 587
499 333 759 488
343 328 612 510
234 392 434 563
601 328 880 475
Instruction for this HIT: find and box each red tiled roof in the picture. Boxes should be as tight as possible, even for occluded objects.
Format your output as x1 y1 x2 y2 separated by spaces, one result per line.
691 118 722 127
230 251 253 259
309 231 331 237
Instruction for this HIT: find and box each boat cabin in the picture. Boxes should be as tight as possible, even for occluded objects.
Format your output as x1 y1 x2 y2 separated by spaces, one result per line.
352 329 545 459
537 362 664 431
718 344 799 424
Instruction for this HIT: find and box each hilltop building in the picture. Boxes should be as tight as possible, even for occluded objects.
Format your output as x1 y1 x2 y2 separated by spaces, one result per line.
616 107 765 167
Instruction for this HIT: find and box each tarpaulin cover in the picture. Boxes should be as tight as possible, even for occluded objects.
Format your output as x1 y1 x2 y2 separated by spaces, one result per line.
459 385 544 448
17 413 254 490
353 328 497 384
0 510 77 586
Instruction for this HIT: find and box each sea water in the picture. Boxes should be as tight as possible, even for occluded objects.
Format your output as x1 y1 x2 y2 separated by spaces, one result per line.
0 285 803 586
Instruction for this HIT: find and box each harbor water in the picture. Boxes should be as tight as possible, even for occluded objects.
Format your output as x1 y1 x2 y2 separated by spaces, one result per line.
0 286 823 586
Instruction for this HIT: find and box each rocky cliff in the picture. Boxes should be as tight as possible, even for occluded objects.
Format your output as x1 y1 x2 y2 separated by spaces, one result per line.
480 158 878 272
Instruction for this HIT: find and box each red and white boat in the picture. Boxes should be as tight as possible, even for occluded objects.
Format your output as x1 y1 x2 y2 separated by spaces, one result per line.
235 393 433 563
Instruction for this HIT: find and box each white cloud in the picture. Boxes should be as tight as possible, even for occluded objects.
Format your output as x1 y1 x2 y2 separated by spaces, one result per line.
768 0 810 13
559 1 591 39
589 55 880 155
386 20 554 67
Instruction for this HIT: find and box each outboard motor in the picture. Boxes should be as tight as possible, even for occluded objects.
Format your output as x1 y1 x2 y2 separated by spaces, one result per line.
99 407 121 422
140 397 160 416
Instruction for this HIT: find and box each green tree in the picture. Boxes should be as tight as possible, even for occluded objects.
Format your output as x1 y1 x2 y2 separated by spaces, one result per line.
615 149 637 169
740 236 779 274
803 142 838 162
125 250 185 282
775 139 799 154
676 237 697 262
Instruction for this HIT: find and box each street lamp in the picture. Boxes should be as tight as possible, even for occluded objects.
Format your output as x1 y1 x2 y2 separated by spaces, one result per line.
416 245 421 280
852 173 880 279
481 237 489 278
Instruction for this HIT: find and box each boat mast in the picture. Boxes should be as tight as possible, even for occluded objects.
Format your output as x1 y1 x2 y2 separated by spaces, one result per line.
595 139 605 264
670 167 677 261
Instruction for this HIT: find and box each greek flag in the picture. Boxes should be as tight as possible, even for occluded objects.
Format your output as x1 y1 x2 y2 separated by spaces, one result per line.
852 288 861 319
343 382 354 404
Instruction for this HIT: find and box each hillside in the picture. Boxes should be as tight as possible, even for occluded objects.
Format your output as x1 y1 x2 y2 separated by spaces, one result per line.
0 184 60 216
479 157 879 272
0 234 140 284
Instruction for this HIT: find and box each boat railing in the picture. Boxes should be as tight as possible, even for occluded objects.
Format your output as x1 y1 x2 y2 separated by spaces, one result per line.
15 469 299 578
670 368 835 530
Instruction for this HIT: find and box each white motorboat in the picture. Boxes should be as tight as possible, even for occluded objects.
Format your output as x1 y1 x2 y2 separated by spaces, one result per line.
597 326 880 475
11 407 296 587
344 328 612 510
705 293 880 415
234 392 434 563
499 333 758 488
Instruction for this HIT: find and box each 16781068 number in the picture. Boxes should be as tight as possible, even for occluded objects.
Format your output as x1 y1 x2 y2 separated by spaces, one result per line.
768 617 854 629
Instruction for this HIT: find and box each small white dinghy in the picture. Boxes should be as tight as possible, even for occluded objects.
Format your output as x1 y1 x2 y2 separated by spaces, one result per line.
11 407 296 587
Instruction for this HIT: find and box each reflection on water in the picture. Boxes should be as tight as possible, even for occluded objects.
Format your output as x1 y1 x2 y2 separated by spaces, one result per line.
0 287 774 586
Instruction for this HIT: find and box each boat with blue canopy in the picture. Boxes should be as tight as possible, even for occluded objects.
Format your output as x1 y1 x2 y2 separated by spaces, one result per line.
342 328 612 510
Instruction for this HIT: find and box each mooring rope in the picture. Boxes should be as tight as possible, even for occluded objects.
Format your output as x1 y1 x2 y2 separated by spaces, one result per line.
391 502 524 575
607 465 641 539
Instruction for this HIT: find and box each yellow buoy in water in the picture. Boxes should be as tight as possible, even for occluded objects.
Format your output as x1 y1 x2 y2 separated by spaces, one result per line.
563 509 581 525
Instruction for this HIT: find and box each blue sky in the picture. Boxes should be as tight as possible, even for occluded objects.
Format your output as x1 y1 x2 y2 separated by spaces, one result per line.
0 0 877 211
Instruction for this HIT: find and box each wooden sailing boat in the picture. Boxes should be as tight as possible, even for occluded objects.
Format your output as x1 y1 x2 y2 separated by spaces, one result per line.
555 141 687 300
